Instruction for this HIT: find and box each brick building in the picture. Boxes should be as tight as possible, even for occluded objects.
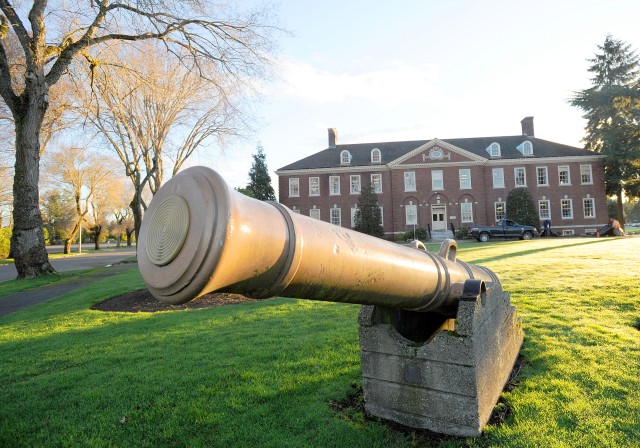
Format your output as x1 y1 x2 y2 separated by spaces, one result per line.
275 117 608 238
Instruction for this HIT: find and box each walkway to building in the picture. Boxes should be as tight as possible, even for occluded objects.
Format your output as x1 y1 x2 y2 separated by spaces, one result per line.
0 246 137 317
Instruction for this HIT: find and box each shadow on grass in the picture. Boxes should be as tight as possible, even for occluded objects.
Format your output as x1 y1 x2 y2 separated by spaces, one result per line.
471 238 614 265
0 294 367 447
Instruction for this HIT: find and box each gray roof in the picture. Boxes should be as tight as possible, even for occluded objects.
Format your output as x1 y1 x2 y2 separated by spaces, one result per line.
278 135 594 171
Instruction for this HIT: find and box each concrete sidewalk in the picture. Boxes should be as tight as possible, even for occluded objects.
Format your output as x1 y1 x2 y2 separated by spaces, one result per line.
0 264 136 317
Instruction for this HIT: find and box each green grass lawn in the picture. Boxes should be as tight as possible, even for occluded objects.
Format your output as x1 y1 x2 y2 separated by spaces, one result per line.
626 225 640 235
1 237 639 447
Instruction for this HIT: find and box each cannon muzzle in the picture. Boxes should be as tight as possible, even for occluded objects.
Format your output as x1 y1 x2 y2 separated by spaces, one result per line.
138 166 499 313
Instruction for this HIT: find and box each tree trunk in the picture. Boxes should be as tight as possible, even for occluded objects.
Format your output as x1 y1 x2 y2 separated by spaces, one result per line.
130 194 143 242
126 228 134 246
64 239 72 255
65 217 85 255
616 192 625 226
92 225 102 250
11 88 55 278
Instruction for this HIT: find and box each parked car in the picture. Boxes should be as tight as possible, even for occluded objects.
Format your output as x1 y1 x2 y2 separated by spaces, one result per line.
468 219 537 242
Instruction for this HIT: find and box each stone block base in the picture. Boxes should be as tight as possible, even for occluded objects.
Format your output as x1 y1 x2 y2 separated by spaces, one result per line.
358 280 523 437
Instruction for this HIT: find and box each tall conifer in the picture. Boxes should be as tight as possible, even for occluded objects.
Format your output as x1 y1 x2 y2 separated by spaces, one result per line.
247 144 276 201
353 185 384 238
570 35 640 223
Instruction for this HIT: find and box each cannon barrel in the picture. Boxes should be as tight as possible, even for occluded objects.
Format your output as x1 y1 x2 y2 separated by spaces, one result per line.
138 166 499 314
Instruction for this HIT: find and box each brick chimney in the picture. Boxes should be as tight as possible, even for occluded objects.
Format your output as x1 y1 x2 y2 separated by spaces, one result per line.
328 128 338 148
521 116 534 137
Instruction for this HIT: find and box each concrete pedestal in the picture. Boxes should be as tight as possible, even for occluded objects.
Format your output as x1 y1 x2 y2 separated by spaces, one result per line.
359 279 523 437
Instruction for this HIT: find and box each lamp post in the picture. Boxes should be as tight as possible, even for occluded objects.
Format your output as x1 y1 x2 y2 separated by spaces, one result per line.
79 223 82 254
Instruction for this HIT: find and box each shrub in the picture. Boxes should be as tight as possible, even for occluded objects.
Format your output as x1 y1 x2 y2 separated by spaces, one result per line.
402 227 428 241
456 226 470 239
0 227 11 259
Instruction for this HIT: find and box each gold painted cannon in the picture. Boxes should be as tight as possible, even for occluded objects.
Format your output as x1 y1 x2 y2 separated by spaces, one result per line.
138 166 499 314
138 166 523 437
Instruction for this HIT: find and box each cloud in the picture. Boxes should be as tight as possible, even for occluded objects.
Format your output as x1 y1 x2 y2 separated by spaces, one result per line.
272 59 443 107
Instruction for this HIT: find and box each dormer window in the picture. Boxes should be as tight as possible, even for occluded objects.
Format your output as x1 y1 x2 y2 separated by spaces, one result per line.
518 141 533 156
371 148 381 163
340 150 351 165
486 142 501 157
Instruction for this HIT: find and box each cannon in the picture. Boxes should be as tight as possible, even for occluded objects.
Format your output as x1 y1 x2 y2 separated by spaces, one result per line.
138 166 523 437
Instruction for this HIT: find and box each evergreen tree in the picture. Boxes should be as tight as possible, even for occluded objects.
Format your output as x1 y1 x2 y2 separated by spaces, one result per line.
247 144 276 201
235 186 256 198
570 35 640 224
353 185 384 238
506 188 539 228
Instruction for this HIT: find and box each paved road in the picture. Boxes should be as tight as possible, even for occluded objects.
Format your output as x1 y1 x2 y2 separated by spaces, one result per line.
0 246 137 282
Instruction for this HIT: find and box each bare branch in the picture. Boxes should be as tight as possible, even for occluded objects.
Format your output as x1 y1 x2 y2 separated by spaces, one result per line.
0 18 17 108
0 1 33 68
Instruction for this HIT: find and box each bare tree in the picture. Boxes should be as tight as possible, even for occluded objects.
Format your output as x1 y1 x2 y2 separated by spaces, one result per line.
109 178 134 247
82 42 250 238
45 147 115 254
41 188 73 244
87 167 120 250
0 1 280 277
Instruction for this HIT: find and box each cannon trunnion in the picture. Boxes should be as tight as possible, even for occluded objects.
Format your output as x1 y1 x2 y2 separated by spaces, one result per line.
138 166 523 437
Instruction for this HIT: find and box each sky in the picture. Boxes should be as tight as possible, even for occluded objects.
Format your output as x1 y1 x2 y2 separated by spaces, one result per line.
194 0 640 196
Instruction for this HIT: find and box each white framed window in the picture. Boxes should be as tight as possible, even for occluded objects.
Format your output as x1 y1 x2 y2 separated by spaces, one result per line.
492 168 505 188
404 171 416 192
583 198 595 218
291 208 301 214
340 150 351 165
351 207 358 227
432 170 443 190
514 167 526 187
459 169 471 189
371 148 381 163
405 204 418 225
537 167 548 186
495 202 506 221
378 206 384 226
350 175 361 194
329 176 340 195
539 200 550 220
330 207 342 226
310 208 320 220
561 199 573 219
288 178 300 197
580 165 593 184
487 142 501 157
558 166 571 185
371 173 382 193
461 202 473 223
309 177 320 196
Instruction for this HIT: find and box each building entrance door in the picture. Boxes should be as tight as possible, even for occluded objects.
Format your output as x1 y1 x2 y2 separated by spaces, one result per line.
431 205 446 231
